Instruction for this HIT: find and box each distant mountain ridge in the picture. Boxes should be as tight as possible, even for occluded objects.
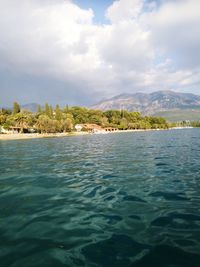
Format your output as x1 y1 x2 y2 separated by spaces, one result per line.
2 91 200 122
91 90 200 115
0 103 39 113
21 103 39 113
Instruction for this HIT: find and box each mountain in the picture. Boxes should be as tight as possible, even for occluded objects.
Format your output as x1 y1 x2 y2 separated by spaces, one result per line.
0 103 39 113
21 103 39 113
91 91 200 121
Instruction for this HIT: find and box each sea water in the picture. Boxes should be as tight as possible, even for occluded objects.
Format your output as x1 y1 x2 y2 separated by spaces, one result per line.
1 129 200 267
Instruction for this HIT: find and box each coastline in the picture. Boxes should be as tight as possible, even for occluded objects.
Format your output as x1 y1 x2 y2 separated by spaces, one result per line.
0 127 194 141
0 131 89 141
0 130 157 141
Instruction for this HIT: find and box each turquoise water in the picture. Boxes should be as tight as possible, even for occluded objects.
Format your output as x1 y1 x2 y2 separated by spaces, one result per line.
1 129 200 267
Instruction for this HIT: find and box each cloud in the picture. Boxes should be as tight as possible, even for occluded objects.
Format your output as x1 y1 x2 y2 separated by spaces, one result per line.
0 0 200 106
146 0 200 69
106 0 143 23
0 0 94 75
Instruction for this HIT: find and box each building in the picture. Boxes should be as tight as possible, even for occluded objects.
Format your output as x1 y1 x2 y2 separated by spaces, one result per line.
0 126 36 134
75 124 83 132
75 124 118 134
0 126 15 134
104 127 118 132
75 124 104 133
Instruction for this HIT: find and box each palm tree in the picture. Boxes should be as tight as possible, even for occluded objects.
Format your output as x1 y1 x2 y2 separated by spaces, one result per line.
13 113 29 133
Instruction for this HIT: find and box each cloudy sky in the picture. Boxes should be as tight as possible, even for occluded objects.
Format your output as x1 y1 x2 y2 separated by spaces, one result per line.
0 0 200 106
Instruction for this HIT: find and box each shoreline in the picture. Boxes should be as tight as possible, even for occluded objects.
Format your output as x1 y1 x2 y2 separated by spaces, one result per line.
0 131 89 141
0 127 194 141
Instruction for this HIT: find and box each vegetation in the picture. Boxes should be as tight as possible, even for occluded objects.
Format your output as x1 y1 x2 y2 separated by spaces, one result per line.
13 102 21 114
191 121 200 127
153 109 200 122
0 101 186 134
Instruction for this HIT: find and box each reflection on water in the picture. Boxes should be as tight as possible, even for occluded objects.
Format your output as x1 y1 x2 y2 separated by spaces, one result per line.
0 129 200 266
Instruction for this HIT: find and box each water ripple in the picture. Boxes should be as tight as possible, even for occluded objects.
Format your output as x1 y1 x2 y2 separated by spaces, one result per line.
1 129 200 266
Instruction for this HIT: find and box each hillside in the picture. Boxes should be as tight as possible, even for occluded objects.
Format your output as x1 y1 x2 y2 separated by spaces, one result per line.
91 91 200 121
21 103 39 113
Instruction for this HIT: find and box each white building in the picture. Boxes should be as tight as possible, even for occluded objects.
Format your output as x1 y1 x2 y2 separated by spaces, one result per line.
75 124 83 132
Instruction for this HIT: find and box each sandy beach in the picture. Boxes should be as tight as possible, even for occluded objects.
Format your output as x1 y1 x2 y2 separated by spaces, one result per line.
0 129 163 141
0 127 192 141
0 131 89 141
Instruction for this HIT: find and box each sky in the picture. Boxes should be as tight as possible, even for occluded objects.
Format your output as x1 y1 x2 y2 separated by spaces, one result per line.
0 0 200 107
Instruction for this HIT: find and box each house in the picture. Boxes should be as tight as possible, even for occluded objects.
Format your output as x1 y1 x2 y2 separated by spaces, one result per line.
75 124 104 133
0 126 36 134
74 124 119 134
104 127 118 132
0 126 18 134
75 124 83 132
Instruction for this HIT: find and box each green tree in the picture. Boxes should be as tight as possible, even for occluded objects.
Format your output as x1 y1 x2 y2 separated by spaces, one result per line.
1 101 171 133
69 106 89 124
37 105 42 113
11 113 30 133
101 116 109 127
45 103 50 117
63 105 69 113
119 118 128 130
49 105 53 118
104 110 121 124
191 121 200 127
0 115 7 125
1 108 12 115
36 115 58 133
13 102 20 114
61 118 73 132
55 104 62 121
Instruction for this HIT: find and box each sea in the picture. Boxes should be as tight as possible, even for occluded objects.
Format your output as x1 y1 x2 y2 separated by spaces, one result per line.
1 128 200 267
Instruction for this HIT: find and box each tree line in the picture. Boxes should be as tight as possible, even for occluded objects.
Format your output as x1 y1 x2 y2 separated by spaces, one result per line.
0 101 171 133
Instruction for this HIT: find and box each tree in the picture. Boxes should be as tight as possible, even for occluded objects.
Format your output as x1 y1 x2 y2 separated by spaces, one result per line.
45 103 50 117
0 101 171 133
61 118 73 132
0 115 7 125
36 115 58 133
55 104 62 121
37 105 42 113
119 118 128 130
104 110 121 124
191 121 200 127
69 106 89 124
13 102 20 114
128 122 139 129
1 108 12 115
11 113 30 133
49 105 53 118
63 105 69 113
101 117 109 127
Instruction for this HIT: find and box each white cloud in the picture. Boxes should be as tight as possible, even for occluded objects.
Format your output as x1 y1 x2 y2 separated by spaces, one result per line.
0 0 200 106
0 0 95 75
106 0 143 23
97 21 153 72
146 0 200 69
